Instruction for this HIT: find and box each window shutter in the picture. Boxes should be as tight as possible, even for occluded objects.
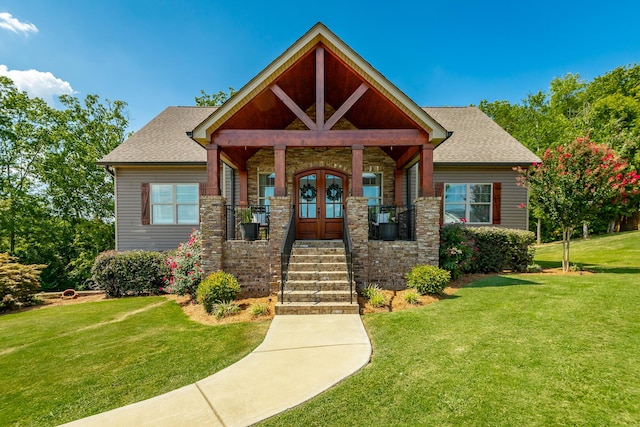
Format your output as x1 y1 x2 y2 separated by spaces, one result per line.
141 183 150 225
492 182 502 225
435 182 445 224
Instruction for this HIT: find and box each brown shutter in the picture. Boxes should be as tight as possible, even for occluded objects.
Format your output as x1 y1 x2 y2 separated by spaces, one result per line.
141 183 150 225
435 182 445 224
492 182 502 225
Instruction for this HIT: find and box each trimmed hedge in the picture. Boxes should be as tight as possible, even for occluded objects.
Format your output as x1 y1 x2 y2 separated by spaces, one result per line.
91 251 169 298
405 265 451 295
439 225 536 277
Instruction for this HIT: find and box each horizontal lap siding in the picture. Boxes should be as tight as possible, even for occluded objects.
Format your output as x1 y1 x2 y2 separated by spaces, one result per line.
433 167 528 230
115 167 207 251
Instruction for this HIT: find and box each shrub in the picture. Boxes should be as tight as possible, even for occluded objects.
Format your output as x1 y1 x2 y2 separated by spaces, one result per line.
0 253 45 311
361 283 381 300
249 302 269 317
403 288 420 305
196 271 240 314
211 301 241 319
405 265 450 295
91 251 169 298
526 263 543 273
164 230 203 297
439 223 475 280
468 227 535 273
368 291 387 308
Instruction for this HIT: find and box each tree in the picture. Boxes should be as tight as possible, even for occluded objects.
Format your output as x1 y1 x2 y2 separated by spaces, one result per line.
516 137 640 272
195 87 236 107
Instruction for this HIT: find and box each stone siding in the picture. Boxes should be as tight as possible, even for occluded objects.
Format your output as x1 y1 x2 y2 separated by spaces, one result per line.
367 241 419 289
414 197 440 266
200 195 226 274
267 196 292 293
346 197 369 287
222 241 271 297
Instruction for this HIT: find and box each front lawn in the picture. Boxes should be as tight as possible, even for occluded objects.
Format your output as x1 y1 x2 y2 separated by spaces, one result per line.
0 297 270 426
261 231 640 426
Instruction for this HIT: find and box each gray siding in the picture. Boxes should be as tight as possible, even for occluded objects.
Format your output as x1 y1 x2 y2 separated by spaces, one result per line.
115 167 207 251
433 166 528 230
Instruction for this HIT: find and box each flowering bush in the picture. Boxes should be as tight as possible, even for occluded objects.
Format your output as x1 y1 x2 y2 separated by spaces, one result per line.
164 230 203 297
439 223 475 280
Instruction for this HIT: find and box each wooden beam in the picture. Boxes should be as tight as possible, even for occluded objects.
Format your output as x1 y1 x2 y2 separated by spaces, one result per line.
205 143 221 196
239 169 248 206
274 146 286 197
316 46 325 130
419 143 434 197
270 84 317 131
213 129 428 147
395 146 420 170
394 169 403 206
325 83 368 130
219 148 247 171
351 144 363 197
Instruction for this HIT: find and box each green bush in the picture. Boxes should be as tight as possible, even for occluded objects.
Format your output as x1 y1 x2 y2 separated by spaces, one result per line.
368 291 387 308
361 283 381 300
403 288 420 305
439 223 475 280
196 271 240 314
405 265 450 295
468 227 536 273
249 302 269 317
91 251 169 298
211 301 241 319
0 253 45 311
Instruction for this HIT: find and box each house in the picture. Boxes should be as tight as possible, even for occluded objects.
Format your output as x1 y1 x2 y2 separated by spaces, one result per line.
98 23 540 311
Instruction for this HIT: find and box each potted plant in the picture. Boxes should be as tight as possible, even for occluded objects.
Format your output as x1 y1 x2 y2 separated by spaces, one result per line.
238 207 259 241
378 208 398 241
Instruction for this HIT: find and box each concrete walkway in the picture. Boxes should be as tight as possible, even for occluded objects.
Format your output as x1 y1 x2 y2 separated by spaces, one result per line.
61 315 371 427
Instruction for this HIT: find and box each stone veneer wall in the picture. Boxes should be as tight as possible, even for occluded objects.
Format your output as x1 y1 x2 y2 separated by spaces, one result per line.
346 197 369 286
267 196 292 294
200 195 225 274
222 241 270 297
414 197 440 266
367 241 419 289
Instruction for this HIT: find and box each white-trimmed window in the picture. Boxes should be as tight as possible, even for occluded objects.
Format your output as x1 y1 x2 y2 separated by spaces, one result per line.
150 184 199 224
363 172 382 206
258 173 275 206
444 183 492 224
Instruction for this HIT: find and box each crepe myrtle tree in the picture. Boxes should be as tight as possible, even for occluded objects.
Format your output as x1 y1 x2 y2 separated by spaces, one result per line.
516 137 640 272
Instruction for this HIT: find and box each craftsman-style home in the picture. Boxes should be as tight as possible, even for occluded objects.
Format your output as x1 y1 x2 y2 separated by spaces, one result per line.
99 23 539 314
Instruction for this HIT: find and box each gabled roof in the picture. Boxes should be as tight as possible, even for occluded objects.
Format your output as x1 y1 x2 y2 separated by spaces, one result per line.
428 107 541 166
192 22 448 143
97 107 214 165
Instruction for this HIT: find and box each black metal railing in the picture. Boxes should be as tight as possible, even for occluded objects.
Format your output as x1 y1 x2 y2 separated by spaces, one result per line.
342 212 354 304
280 208 296 303
367 205 416 241
225 205 270 241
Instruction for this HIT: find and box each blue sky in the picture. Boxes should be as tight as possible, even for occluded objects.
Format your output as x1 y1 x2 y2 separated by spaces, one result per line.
1 0 639 132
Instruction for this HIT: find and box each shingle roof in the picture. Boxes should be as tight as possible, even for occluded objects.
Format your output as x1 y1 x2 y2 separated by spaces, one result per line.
97 106 215 165
99 105 540 167
427 106 541 166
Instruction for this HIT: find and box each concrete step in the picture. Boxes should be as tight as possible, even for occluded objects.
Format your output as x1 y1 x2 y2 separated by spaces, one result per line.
287 270 348 282
282 290 356 303
284 280 351 291
275 301 360 315
293 240 344 248
289 262 347 272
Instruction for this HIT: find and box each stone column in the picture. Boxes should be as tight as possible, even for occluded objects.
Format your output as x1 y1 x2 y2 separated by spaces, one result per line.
200 195 226 275
268 196 292 293
414 196 440 266
346 196 369 287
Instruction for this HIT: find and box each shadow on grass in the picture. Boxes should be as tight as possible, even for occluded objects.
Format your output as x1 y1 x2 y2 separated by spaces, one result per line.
467 275 542 288
536 260 640 275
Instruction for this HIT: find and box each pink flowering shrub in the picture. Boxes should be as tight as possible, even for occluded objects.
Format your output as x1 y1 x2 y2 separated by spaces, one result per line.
164 230 204 297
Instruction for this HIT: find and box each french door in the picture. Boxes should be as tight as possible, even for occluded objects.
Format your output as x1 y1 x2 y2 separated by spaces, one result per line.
295 169 346 239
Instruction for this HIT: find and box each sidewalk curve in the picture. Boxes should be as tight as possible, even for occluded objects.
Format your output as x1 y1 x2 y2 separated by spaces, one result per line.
61 314 371 427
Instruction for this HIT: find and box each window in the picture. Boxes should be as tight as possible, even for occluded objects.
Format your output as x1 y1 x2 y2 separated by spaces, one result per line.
444 183 492 223
150 184 199 224
363 172 382 206
258 173 275 206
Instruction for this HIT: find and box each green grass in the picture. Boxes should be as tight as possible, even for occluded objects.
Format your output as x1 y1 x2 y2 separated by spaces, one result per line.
261 231 640 426
0 297 269 426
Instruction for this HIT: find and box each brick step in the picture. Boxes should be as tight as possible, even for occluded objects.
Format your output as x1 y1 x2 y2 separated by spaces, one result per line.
284 280 351 291
288 262 347 272
287 270 348 282
275 301 360 315
290 254 346 264
293 240 344 248
291 247 345 255
282 290 356 303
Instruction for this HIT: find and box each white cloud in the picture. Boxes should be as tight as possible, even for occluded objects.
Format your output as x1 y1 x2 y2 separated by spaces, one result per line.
0 12 38 35
0 65 75 104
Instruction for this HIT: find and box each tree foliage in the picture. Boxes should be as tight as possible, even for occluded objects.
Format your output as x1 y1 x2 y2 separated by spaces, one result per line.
515 138 640 271
194 87 236 107
0 77 127 290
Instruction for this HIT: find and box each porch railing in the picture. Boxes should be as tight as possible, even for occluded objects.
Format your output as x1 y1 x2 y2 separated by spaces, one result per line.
279 208 296 303
368 205 416 241
342 212 354 304
225 205 270 241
